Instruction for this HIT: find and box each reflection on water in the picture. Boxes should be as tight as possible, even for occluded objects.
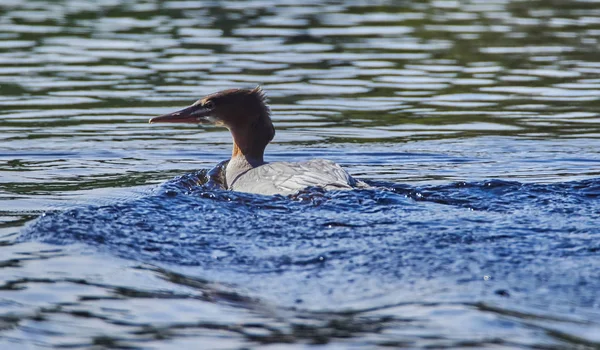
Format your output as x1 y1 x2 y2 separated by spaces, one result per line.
1 0 599 348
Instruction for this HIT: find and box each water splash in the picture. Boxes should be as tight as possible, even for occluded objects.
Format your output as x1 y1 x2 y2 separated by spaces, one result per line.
20 173 600 317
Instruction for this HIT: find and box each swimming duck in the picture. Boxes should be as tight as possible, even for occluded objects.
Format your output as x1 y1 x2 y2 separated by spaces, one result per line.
149 87 365 195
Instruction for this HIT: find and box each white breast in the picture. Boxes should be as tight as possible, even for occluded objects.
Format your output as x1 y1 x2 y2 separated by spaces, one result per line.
228 159 365 195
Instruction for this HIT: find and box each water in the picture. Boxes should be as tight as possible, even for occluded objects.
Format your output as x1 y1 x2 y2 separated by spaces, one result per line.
1 0 600 348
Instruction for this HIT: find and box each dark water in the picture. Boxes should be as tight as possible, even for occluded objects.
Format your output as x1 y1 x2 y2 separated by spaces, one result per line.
1 0 600 348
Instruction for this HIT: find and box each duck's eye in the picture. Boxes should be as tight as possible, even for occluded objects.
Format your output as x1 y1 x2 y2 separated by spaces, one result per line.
204 100 215 109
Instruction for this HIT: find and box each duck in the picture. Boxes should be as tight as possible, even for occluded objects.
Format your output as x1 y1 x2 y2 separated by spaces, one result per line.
149 87 366 195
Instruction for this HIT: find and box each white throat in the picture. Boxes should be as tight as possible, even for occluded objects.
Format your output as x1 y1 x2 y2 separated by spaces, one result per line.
225 155 265 189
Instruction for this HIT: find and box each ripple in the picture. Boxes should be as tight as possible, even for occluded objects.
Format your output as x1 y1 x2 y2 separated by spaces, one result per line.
2 0 600 348
480 46 575 54
309 26 414 36
0 40 36 48
0 97 100 106
431 93 510 101
481 86 600 98
0 24 62 33
509 69 581 78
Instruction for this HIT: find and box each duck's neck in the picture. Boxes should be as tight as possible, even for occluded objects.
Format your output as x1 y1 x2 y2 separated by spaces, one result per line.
225 124 269 188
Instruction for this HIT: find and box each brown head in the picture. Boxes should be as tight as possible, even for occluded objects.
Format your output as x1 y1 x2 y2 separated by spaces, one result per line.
150 87 275 161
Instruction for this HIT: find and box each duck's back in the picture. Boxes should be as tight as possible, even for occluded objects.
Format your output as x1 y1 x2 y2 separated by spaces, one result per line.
229 159 362 195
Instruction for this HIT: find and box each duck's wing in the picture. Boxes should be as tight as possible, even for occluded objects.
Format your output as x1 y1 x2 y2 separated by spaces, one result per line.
230 159 361 195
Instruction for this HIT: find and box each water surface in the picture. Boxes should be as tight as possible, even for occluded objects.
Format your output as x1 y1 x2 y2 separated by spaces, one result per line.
1 0 600 348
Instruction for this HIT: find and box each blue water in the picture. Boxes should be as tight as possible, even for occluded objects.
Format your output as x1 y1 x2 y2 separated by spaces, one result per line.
20 169 600 320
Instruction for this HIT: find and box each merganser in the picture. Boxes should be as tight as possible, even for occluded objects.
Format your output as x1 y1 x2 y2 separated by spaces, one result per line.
149 87 366 195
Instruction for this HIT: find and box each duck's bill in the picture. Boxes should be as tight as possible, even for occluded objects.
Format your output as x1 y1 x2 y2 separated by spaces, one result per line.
149 104 213 124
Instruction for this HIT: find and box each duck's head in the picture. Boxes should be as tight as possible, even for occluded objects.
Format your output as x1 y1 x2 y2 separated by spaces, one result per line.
150 86 272 130
150 87 275 160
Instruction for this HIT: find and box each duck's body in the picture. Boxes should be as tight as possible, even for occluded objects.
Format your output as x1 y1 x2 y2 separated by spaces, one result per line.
150 87 364 196
227 158 359 195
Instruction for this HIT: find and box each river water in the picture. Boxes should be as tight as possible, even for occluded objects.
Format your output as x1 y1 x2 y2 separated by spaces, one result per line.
1 0 600 348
